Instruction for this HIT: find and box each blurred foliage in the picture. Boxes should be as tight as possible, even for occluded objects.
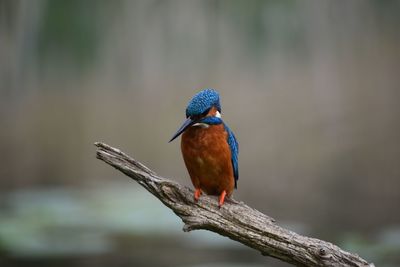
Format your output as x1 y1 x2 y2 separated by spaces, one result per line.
37 0 100 68
36 0 121 73
1 1 400 266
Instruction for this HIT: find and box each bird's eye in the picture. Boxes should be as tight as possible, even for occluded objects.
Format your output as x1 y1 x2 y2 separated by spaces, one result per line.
202 108 210 116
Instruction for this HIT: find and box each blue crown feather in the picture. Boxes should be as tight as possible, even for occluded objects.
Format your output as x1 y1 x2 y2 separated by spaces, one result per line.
186 88 221 117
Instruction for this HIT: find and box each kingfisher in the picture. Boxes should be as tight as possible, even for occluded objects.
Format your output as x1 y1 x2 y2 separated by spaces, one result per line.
169 89 238 207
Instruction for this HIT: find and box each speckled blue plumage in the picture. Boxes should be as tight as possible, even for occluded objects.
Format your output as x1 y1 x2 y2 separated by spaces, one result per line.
224 123 239 188
186 88 221 117
199 116 222 125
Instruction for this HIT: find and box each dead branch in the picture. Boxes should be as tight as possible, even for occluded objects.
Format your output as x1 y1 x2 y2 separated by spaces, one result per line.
94 142 374 267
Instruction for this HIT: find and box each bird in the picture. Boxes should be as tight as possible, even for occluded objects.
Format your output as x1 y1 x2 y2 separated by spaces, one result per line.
169 88 238 207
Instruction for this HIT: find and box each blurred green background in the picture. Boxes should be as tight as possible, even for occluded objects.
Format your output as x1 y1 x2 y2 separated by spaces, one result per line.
1 0 400 266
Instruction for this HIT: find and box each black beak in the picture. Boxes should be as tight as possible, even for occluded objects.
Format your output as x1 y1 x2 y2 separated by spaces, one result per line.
169 117 194 142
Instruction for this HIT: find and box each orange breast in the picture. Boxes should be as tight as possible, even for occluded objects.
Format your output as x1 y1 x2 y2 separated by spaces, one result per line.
181 124 235 196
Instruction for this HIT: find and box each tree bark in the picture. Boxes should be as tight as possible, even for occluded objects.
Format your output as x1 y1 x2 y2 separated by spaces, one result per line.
94 142 374 267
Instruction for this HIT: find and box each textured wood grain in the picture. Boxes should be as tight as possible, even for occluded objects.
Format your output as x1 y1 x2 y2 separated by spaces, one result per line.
95 142 374 267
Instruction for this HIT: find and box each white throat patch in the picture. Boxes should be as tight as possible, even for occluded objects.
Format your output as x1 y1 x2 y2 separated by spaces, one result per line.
215 111 222 118
192 123 209 128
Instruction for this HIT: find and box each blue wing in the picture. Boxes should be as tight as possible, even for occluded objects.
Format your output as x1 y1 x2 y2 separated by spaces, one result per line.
224 123 239 188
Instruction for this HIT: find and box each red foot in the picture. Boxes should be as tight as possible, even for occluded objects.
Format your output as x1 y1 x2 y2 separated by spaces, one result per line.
218 190 227 207
194 188 202 202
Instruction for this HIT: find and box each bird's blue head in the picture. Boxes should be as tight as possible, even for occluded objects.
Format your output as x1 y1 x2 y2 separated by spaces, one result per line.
169 88 222 142
185 89 221 118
